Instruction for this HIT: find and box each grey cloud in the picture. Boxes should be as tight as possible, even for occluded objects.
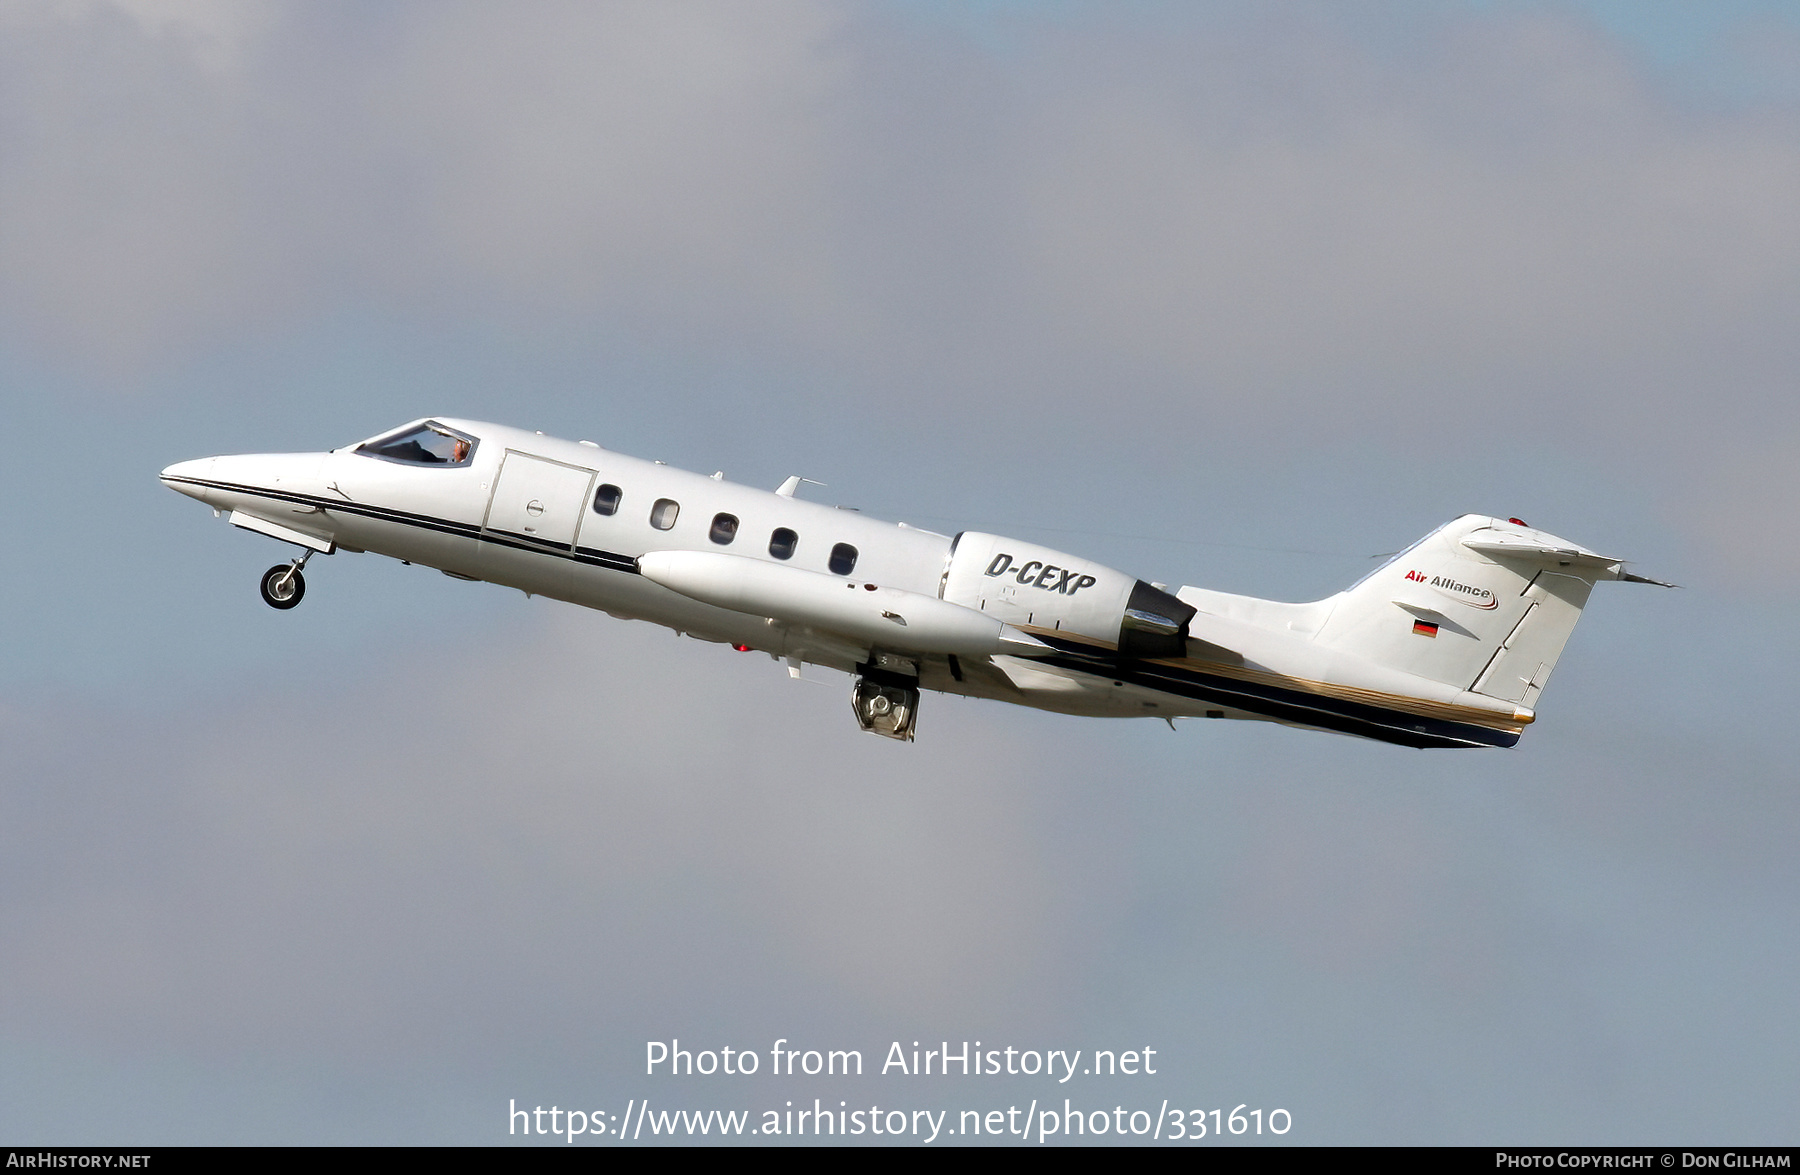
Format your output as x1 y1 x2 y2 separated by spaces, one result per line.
1676 434 1800 581
0 610 1094 1067
3 8 1798 1139
0 0 853 371
6 2 1797 439
373 1 852 323
0 2 275 367
3 592 1795 1141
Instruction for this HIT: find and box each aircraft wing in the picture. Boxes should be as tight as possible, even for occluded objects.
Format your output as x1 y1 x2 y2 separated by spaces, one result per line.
635 550 1056 659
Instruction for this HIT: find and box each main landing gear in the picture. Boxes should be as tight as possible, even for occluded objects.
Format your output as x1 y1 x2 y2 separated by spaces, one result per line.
259 551 314 610
852 664 920 742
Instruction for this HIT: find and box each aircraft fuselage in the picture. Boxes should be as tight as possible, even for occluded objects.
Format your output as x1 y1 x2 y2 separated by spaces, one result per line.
162 418 1655 747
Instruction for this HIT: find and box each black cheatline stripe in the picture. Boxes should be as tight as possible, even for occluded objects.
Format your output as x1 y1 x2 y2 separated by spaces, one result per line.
1127 659 1514 749
175 476 1510 745
574 548 640 573
1024 633 1516 750
167 477 481 537
479 527 637 572
172 477 641 575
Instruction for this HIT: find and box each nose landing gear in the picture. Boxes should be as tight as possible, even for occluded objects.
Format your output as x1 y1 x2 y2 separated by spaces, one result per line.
259 550 314 609
852 665 920 742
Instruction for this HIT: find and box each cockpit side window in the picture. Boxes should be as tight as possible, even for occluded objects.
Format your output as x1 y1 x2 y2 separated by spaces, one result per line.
355 421 478 467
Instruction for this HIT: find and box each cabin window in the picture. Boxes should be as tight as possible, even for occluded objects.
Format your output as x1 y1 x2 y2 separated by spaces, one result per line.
769 528 798 560
592 484 622 515
649 499 680 530
829 542 858 576
710 513 739 545
355 421 476 467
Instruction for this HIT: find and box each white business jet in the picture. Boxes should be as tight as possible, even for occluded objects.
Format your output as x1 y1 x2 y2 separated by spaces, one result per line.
160 418 1668 747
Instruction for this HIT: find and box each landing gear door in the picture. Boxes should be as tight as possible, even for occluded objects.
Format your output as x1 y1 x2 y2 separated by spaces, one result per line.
483 451 596 551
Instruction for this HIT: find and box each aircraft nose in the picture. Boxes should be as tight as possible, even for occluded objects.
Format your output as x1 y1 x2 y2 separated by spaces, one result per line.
160 457 215 501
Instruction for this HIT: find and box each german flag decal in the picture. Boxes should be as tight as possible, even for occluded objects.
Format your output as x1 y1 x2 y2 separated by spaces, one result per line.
1413 619 1439 638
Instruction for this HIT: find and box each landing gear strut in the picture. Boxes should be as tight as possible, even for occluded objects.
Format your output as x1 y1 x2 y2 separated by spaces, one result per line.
852 665 920 742
259 550 313 610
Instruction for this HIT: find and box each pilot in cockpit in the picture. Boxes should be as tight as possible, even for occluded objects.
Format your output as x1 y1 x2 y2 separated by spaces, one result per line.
356 421 476 466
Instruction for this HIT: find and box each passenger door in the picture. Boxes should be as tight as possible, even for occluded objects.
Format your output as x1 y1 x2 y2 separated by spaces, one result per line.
483 451 596 551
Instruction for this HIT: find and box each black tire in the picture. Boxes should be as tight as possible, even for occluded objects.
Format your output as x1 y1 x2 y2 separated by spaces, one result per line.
260 565 306 610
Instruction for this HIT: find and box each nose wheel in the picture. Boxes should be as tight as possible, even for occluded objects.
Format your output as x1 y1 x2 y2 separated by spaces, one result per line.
259 553 312 609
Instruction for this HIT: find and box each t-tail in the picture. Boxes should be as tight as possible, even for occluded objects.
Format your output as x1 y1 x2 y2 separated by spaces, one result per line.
1312 514 1671 711
1176 515 1672 748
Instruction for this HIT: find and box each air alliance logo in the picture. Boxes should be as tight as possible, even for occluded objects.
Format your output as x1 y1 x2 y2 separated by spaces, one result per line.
985 554 1098 596
1404 568 1499 609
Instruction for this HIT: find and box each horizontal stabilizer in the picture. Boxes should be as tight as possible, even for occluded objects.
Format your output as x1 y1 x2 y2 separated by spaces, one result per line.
1462 529 1676 587
1461 533 1621 571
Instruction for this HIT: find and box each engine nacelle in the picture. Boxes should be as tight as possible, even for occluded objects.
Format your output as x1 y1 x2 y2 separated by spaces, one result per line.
941 533 1195 658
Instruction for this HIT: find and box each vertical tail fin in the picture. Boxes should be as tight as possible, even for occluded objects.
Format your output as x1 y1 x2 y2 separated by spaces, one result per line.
1310 515 1644 710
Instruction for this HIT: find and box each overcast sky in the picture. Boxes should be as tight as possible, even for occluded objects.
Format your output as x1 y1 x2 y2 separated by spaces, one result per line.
1 0 1796 1145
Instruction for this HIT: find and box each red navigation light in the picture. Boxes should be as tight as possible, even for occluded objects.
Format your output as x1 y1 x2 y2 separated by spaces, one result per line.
732 643 751 652
1508 518 1528 527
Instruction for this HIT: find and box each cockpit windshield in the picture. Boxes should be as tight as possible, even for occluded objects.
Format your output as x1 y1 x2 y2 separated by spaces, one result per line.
355 421 477 467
